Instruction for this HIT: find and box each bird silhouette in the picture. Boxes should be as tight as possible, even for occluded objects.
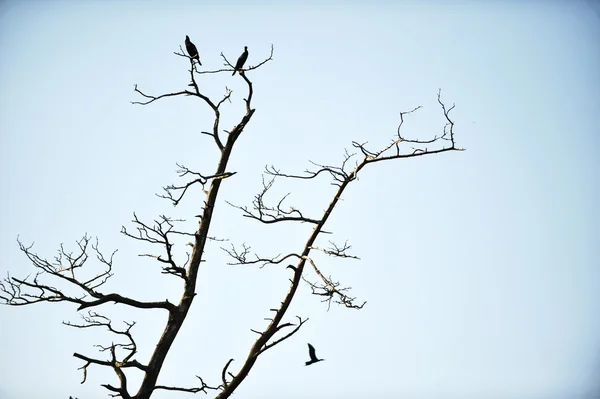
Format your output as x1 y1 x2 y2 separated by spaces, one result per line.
232 46 248 76
305 343 325 366
185 35 201 65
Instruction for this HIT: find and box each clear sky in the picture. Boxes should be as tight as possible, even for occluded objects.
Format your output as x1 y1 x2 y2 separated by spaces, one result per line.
0 1 599 398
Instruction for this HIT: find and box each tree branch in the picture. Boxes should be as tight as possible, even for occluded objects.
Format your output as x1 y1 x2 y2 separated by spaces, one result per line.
120 213 194 281
302 257 366 311
157 164 236 206
226 176 320 224
221 243 301 267
0 235 176 313
65 312 147 373
310 240 360 259
214 91 463 399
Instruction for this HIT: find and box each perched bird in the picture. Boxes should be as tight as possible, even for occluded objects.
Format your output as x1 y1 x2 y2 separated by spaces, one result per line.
305 343 325 366
185 35 201 65
232 46 249 76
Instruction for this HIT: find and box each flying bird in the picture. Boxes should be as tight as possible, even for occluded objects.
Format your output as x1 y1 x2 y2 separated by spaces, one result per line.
185 35 201 65
305 343 325 366
232 46 249 76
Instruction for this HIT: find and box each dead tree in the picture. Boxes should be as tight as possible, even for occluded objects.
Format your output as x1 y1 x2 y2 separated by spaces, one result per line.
0 43 463 398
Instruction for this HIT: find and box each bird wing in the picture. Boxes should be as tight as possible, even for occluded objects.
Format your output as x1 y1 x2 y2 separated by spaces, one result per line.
235 51 248 69
307 343 316 360
185 43 196 57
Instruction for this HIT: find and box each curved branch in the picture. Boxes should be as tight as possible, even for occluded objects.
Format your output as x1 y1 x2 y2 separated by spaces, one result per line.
221 244 301 267
221 358 235 388
77 293 175 312
131 85 193 106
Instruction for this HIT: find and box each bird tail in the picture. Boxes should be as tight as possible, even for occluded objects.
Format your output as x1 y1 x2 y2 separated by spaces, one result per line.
232 70 237 76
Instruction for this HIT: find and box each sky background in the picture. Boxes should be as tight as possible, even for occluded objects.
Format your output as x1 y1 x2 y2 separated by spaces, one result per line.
1 1 599 398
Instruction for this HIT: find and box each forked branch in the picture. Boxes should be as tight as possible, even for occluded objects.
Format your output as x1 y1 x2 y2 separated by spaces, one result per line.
222 243 301 267
121 213 194 281
226 176 320 224
302 257 365 311
66 312 147 397
157 163 236 206
0 235 175 312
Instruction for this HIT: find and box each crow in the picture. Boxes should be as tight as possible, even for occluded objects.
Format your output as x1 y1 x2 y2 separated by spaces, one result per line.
232 46 248 76
185 35 201 65
305 343 325 366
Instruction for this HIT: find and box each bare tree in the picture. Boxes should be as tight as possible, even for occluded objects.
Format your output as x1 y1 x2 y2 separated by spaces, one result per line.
1 43 463 398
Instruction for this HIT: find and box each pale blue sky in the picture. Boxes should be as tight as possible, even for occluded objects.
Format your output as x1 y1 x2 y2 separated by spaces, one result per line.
0 1 599 398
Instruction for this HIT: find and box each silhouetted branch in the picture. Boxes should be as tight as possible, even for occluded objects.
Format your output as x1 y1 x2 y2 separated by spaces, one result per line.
157 164 236 206
74 347 139 398
258 316 308 354
221 359 235 388
227 176 320 224
131 85 191 106
73 351 147 372
153 357 236 394
154 374 223 394
310 240 360 259
350 90 463 164
302 257 366 311
0 236 175 313
221 243 301 267
266 150 356 188
65 312 146 374
121 213 193 281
